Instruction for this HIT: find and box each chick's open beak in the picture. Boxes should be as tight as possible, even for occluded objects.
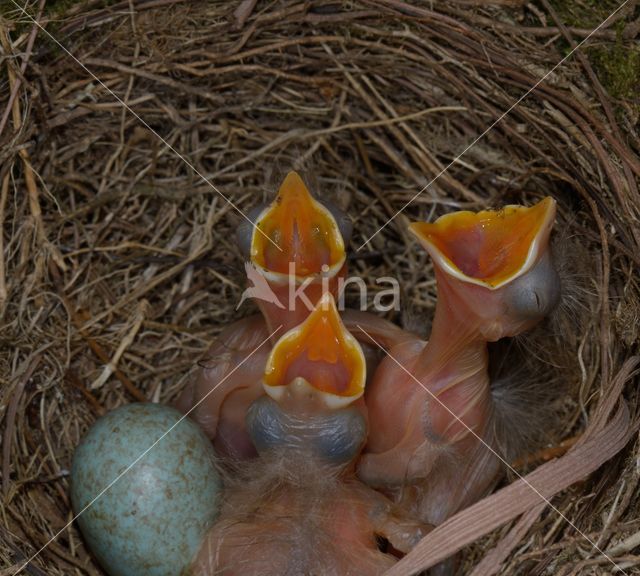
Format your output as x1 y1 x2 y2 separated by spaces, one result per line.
251 171 346 283
263 293 366 409
409 197 556 289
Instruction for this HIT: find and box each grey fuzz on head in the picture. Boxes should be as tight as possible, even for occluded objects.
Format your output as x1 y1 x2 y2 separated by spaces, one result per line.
236 204 268 259
504 251 561 320
323 199 353 247
245 396 366 464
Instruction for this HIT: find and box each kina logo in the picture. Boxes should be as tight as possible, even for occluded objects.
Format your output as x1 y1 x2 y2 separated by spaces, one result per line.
236 262 285 310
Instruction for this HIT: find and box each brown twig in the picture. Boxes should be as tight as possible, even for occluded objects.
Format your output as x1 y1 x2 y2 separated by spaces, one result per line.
0 170 10 305
1 2 638 573
49 261 148 402
2 354 41 497
0 0 46 139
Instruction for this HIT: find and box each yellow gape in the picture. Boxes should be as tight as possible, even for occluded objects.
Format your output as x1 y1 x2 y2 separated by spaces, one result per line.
409 197 556 289
263 292 366 409
251 171 346 282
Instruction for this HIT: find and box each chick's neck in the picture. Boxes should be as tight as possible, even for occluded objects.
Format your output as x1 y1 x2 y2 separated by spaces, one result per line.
412 271 491 441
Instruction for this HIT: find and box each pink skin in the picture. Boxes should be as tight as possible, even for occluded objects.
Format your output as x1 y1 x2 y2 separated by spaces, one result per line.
258 267 345 338
174 314 271 459
175 308 414 459
255 264 420 348
190 299 430 576
175 189 347 457
175 269 346 459
176 170 418 457
359 261 554 525
190 468 427 576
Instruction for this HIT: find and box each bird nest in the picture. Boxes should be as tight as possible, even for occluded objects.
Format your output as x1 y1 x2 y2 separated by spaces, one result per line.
1 0 639 574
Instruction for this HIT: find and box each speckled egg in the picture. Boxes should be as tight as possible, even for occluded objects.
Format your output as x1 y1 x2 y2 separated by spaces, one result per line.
71 403 222 576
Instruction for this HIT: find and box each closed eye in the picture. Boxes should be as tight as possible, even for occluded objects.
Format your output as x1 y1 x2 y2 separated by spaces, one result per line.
236 203 268 258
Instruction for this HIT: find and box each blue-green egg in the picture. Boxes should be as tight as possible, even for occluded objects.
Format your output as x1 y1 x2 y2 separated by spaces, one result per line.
71 403 222 576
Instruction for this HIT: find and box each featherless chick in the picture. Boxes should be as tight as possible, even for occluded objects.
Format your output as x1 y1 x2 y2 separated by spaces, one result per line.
358 198 561 526
176 171 411 458
191 294 430 575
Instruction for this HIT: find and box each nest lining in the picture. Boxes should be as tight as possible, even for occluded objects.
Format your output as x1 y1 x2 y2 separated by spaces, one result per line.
1 0 639 574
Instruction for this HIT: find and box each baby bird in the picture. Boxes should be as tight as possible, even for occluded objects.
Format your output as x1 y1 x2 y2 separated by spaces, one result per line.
175 172 353 458
237 170 351 335
358 198 560 526
190 294 429 576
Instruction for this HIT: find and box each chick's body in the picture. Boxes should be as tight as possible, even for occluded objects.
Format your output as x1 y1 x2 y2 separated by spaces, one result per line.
175 309 412 459
191 295 429 575
360 199 561 526
191 454 397 576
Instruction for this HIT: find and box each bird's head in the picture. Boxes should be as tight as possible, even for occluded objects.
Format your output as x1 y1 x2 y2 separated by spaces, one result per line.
238 171 351 286
262 292 366 410
409 197 560 340
246 292 367 463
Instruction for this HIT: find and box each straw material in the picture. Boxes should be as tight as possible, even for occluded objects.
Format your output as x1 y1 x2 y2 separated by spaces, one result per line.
1 0 639 574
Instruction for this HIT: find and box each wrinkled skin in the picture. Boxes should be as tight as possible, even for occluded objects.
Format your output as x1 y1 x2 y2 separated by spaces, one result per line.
189 294 431 576
175 314 271 459
175 170 422 457
191 437 429 575
359 252 561 526
175 309 415 459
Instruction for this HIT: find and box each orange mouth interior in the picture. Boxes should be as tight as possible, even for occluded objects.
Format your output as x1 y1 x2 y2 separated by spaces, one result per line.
264 294 365 399
409 197 555 287
251 172 345 278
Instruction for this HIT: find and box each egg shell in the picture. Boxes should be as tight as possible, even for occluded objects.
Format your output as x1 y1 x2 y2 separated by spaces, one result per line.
71 403 222 576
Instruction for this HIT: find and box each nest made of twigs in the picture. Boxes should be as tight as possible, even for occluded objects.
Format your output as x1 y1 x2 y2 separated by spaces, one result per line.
1 0 639 574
